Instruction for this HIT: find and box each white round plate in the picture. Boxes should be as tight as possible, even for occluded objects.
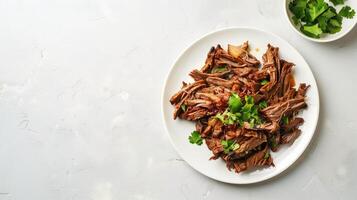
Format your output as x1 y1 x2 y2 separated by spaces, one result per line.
162 27 320 184
285 0 357 43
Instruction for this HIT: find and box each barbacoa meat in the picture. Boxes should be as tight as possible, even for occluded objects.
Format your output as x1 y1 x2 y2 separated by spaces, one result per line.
169 41 309 173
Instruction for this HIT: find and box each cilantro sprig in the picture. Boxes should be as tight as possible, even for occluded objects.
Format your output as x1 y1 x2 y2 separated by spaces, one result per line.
221 139 240 154
289 0 355 38
188 131 203 145
339 6 356 19
215 93 263 128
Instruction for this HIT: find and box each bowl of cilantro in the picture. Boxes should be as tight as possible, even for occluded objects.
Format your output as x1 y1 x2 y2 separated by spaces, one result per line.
285 0 357 42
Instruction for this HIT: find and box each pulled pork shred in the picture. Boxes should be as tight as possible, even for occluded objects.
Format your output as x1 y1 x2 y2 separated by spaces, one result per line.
170 42 309 173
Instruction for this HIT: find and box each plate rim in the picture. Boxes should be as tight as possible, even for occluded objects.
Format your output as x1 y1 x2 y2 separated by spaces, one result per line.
161 26 320 184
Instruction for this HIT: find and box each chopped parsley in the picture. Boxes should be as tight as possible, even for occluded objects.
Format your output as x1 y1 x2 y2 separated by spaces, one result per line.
188 131 203 145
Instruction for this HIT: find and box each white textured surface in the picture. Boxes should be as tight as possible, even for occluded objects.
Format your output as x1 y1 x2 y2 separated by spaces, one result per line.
0 0 356 199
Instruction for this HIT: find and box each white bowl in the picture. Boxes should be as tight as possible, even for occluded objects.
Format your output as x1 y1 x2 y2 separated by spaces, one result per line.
284 0 357 42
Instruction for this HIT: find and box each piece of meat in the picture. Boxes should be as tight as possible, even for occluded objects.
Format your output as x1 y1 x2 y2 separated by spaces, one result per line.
282 117 304 131
225 129 243 140
216 43 259 68
281 129 301 144
195 92 221 103
259 67 277 93
172 82 207 119
234 134 267 156
245 121 279 133
195 120 205 134
200 46 216 73
206 138 224 156
185 99 213 109
261 97 307 122
216 57 247 68
231 67 257 77
277 60 294 96
296 83 310 98
232 145 273 173
205 118 224 137
206 77 235 89
189 69 230 81
182 108 208 121
170 80 206 104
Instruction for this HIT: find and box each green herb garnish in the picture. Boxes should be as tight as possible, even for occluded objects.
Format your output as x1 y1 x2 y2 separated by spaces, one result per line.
260 79 269 85
339 6 356 19
289 0 355 38
269 136 278 148
180 104 187 112
264 152 270 159
258 100 268 109
282 116 289 125
228 93 242 113
221 140 240 154
215 94 262 127
301 24 323 38
188 131 203 145
211 65 227 73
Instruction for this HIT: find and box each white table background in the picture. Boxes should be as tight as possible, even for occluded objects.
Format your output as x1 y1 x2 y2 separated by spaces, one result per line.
0 0 356 199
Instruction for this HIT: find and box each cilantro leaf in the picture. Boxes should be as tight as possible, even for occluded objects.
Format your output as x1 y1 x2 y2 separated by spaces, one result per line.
289 0 308 19
258 101 268 109
318 16 329 32
301 24 323 38
282 116 289 125
221 140 240 154
228 93 242 113
327 15 342 33
260 79 269 85
307 0 329 22
292 16 301 25
317 7 337 32
329 0 345 6
249 118 256 128
339 6 356 19
211 65 228 73
322 7 337 19
188 131 203 145
180 104 187 112
245 95 254 105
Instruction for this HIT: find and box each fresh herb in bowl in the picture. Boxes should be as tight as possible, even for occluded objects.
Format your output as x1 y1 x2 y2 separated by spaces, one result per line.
289 0 355 38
